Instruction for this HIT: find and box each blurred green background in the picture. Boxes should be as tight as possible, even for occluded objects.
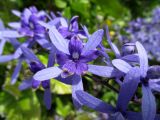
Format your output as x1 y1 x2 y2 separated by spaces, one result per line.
0 0 160 120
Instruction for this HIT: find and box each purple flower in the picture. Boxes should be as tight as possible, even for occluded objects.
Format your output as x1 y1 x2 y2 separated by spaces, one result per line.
10 6 46 38
118 7 160 61
58 16 86 39
19 47 55 109
76 90 160 120
33 27 122 109
0 6 52 50
113 41 160 120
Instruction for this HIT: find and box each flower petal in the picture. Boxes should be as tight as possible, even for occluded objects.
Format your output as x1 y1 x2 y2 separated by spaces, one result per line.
149 79 160 92
33 67 62 81
21 47 39 62
142 85 156 120
56 51 69 65
38 21 50 29
19 78 33 90
60 18 68 27
0 55 14 63
12 10 21 17
0 19 5 30
76 62 88 75
126 111 142 120
88 65 122 78
136 41 148 77
49 26 69 54
72 75 83 109
44 88 52 110
56 75 73 85
117 67 140 112
76 90 116 113
0 39 6 55
112 59 132 73
105 26 121 58
69 36 83 56
62 60 76 74
11 59 23 84
36 38 52 50
147 66 160 79
47 48 56 67
80 50 99 63
8 22 21 29
121 54 139 62
82 29 104 54
1 30 23 38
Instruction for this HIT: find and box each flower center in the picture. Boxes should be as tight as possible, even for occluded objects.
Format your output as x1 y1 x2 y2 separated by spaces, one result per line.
72 52 79 59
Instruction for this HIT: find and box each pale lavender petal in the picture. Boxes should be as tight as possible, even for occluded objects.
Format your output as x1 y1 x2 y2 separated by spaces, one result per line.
88 65 122 78
0 19 5 30
12 10 21 17
82 25 90 38
136 41 148 77
76 90 116 113
0 55 14 63
112 59 132 73
33 67 62 81
9 38 20 49
11 59 23 84
142 85 156 120
38 21 50 29
13 41 30 59
36 38 52 50
121 54 139 62
2 30 23 38
0 39 6 55
48 18 60 27
44 88 52 110
82 29 104 54
19 78 32 90
49 26 69 54
8 22 21 29
37 11 46 17
117 67 140 112
60 18 68 27
106 26 121 58
23 8 32 23
21 47 39 62
47 48 56 67
72 75 83 109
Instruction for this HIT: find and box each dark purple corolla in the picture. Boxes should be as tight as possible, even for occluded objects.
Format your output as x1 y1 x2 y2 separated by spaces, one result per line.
19 47 55 109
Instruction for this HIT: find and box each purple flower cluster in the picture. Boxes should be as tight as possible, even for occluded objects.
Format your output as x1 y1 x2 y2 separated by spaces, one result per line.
119 7 160 61
0 6 160 120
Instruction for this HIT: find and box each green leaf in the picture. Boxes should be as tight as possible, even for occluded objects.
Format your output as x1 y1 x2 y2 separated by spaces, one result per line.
51 79 72 95
55 0 67 9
